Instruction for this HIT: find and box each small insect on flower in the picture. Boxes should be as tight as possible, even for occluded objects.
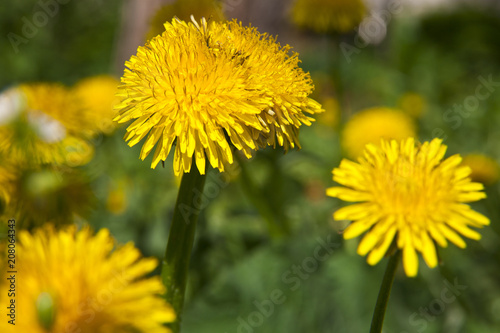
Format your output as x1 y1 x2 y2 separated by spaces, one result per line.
327 138 490 277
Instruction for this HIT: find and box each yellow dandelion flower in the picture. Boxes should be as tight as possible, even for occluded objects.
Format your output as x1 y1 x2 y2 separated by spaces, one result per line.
73 75 120 135
0 84 94 166
0 225 175 333
342 107 416 159
291 0 367 33
461 154 499 185
327 138 490 277
398 92 427 118
115 17 322 176
146 0 225 40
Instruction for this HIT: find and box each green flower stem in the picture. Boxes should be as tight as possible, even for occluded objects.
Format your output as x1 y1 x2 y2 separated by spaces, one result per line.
234 153 289 238
370 250 401 333
161 167 207 333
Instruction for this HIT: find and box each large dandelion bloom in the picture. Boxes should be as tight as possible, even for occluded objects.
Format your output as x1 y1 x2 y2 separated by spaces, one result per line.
0 84 94 166
291 0 367 34
0 225 175 333
327 138 490 277
115 17 322 176
341 107 416 159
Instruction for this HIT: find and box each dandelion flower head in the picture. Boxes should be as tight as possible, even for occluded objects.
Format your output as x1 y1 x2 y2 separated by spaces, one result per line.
115 17 323 176
291 0 367 33
327 138 489 277
0 225 175 333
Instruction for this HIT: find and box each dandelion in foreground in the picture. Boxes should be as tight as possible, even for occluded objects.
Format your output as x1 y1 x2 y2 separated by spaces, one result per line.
291 0 367 34
0 225 175 333
327 138 490 277
114 17 322 176
341 107 416 159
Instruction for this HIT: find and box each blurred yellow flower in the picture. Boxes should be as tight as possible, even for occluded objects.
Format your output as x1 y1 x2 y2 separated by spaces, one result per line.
461 154 499 185
115 17 322 176
73 75 120 135
0 158 17 208
291 0 367 33
317 97 340 128
327 138 489 277
146 0 225 40
0 225 175 333
398 92 427 118
342 107 416 159
0 84 94 166
106 181 128 215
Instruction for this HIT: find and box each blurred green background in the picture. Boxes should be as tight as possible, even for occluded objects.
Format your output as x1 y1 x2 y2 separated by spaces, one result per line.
1 1 500 332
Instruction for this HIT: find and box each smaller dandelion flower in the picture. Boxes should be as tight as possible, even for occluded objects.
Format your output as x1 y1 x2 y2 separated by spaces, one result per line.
327 138 490 277
146 0 225 40
0 225 175 333
398 92 427 118
291 0 367 34
73 75 121 135
341 107 416 159
461 154 499 185
115 17 322 176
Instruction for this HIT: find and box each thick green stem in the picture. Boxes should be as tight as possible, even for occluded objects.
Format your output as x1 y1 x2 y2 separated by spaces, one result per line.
161 167 207 333
370 250 401 333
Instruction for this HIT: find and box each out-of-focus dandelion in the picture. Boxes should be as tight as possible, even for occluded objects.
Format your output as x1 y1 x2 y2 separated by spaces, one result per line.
106 180 128 215
398 92 427 118
146 0 225 40
73 75 120 135
461 153 499 185
291 0 367 34
317 97 340 128
341 107 416 159
0 225 175 333
0 84 94 166
327 138 489 277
